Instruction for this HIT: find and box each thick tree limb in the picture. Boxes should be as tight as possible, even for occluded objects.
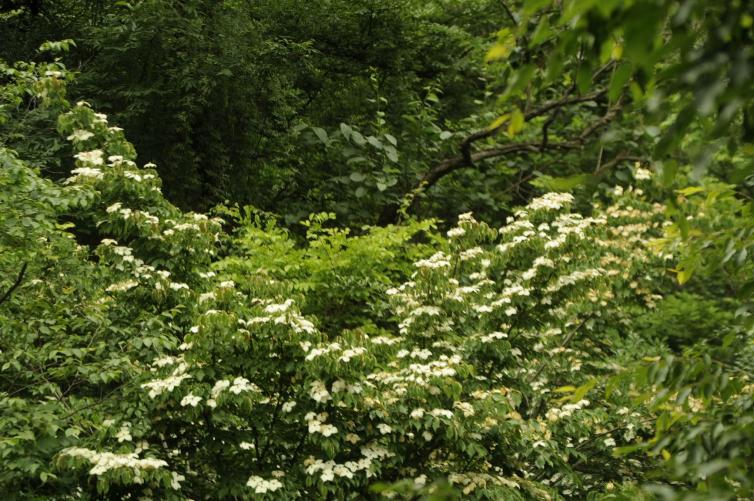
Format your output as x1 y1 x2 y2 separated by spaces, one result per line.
457 90 607 167
377 90 619 225
421 100 620 192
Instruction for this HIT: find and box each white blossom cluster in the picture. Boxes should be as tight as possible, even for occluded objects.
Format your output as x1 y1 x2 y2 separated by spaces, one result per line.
61 447 168 477
246 475 283 493
141 361 191 398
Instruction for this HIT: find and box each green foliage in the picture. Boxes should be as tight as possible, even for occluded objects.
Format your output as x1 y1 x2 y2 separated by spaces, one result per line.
216 209 436 333
2 1 754 499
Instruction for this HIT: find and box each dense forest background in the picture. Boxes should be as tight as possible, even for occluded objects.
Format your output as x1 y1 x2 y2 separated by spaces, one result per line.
1 0 753 499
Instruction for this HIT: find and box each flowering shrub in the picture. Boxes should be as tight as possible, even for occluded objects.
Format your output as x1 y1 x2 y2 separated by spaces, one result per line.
2 55 753 500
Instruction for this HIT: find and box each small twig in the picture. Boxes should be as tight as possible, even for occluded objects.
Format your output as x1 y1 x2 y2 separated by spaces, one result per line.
594 145 604 173
595 153 644 175
0 262 28 307
499 1 518 25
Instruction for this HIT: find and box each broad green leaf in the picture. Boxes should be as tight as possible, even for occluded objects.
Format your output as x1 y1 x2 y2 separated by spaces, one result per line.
339 123 352 139
312 127 328 143
507 108 525 136
384 145 399 163
485 28 516 62
609 63 633 102
487 113 510 131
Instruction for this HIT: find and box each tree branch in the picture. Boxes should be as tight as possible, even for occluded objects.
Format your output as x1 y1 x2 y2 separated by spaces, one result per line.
499 0 518 26
0 262 27 307
457 90 607 166
418 99 620 192
377 78 618 225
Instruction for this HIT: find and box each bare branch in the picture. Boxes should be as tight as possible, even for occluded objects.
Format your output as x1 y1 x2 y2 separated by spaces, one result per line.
499 1 518 26
0 262 27 307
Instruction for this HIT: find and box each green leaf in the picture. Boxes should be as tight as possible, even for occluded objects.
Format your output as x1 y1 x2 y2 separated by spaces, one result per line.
367 135 382 149
350 131 367 146
609 64 633 102
485 28 516 62
312 127 328 144
531 173 593 191
339 123 352 139
676 268 693 285
487 114 510 131
384 146 399 163
676 186 704 196
576 63 593 94
507 108 525 137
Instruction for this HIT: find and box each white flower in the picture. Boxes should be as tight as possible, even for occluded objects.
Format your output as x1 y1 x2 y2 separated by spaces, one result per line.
282 401 296 413
309 381 331 403
634 166 652 180
60 447 168 476
239 441 255 450
246 475 283 494
320 424 338 437
331 380 347 393
116 424 132 442
454 401 475 417
74 149 105 166
414 252 451 269
410 408 425 420
180 394 202 407
430 409 454 419
67 129 95 142
458 212 476 223
141 364 192 398
171 471 185 490
447 227 465 238
106 203 122 214
211 380 231 399
106 280 138 293
333 464 354 479
229 377 258 395
604 437 616 447
69 167 104 180
527 192 574 211
264 299 294 314
377 423 392 435
339 347 367 362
